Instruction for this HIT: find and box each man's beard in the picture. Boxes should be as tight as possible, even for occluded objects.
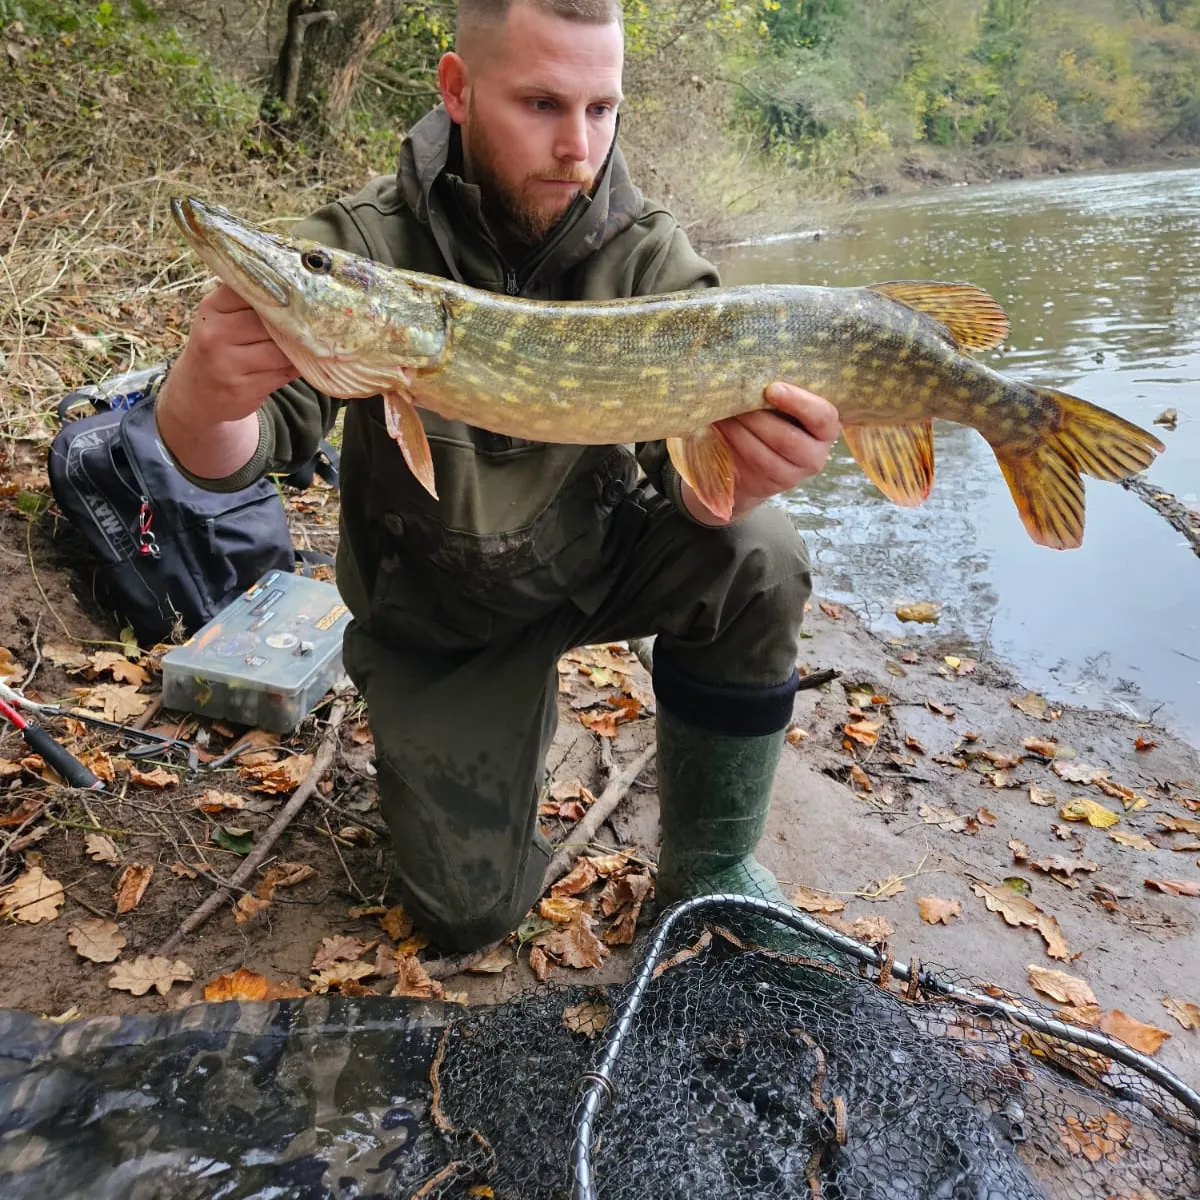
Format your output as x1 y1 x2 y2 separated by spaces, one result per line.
464 115 597 246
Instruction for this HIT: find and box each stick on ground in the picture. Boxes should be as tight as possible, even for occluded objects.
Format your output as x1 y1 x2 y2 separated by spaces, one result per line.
154 696 348 957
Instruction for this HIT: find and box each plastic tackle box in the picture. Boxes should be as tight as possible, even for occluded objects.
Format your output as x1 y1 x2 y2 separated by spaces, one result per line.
161 570 351 732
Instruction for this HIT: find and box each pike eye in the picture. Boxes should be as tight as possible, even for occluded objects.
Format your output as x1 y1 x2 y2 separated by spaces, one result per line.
301 250 332 274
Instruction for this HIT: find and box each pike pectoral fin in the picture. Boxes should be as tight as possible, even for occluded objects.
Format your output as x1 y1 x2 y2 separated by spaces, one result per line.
668 426 735 522
866 281 1010 352
842 421 934 506
383 390 438 501
990 387 1165 550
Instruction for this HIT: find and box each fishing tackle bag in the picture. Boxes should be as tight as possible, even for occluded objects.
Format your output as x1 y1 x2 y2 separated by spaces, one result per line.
47 370 337 647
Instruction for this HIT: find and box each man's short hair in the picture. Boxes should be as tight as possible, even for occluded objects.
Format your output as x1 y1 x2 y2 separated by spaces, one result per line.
456 0 624 56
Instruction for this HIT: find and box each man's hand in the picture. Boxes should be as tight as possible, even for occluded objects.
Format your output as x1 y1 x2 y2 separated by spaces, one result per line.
155 284 299 481
681 382 841 526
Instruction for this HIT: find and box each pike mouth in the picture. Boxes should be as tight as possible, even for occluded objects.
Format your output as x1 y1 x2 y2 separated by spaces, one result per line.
171 196 291 309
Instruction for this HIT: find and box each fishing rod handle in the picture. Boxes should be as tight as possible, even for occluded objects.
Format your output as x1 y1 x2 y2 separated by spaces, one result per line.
20 724 105 790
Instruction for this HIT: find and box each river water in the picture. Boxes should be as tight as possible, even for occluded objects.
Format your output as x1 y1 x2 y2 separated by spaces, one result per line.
713 166 1200 742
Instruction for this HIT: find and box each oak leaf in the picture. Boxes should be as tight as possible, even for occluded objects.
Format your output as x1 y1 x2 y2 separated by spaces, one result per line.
114 863 153 914
790 886 845 914
577 709 618 737
389 954 444 1000
243 754 313 794
916 896 961 925
856 874 905 901
233 894 270 924
537 909 607 969
0 646 26 683
312 934 377 971
563 999 610 1038
84 833 121 865
109 956 193 996
380 905 414 942
80 683 148 723
0 866 65 923
309 960 375 993
850 915 893 945
78 749 115 784
1162 996 1200 1031
67 918 126 963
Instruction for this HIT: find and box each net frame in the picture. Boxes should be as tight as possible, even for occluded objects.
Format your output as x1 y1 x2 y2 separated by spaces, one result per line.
568 892 1200 1200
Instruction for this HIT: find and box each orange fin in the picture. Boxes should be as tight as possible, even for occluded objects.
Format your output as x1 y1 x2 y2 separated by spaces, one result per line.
842 421 934 506
866 281 1010 352
668 426 735 522
991 387 1164 550
384 390 438 500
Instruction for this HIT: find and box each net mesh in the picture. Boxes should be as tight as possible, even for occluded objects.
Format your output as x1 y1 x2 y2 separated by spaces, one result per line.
417 898 1200 1200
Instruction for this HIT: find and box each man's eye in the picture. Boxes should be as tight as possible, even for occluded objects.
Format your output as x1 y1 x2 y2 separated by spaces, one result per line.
531 98 555 111
589 104 612 118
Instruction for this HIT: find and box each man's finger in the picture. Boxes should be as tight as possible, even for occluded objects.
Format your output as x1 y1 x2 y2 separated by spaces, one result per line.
719 418 805 495
764 382 841 444
204 283 256 314
731 409 833 465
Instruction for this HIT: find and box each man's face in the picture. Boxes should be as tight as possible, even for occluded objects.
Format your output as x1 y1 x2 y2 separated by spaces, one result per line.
442 4 624 245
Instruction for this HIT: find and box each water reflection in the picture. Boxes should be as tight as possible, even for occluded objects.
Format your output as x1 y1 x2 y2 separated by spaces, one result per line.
713 166 1200 739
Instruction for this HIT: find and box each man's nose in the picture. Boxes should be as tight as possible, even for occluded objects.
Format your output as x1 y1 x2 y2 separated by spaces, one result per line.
554 110 589 163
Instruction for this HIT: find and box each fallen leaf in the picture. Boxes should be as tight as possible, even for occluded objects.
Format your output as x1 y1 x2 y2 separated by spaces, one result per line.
348 904 388 919
895 600 941 623
976 806 997 825
856 874 905 901
537 909 608 969
1028 784 1057 807
550 858 600 897
1096 778 1140 808
109 956 193 996
577 710 618 737
233 894 270 925
195 790 246 814
204 967 273 1001
843 716 886 750
0 757 24 780
790 886 845 914
926 700 956 718
380 905 414 942
129 764 177 789
256 862 315 900
77 749 115 784
819 601 842 620
1158 814 1200 836
348 721 373 746
465 946 515 974
67 918 126 963
1009 839 1029 861
1162 996 1200 1030
918 802 974 834
586 852 631 877
1059 797 1120 828
243 754 313 794
393 933 431 956
1059 1110 1133 1163
1134 737 1158 752
972 881 1072 960
84 833 121 865
1031 856 1100 879
1054 761 1107 786
1144 878 1200 897
916 896 961 925
563 998 610 1037
529 945 552 981
1152 407 1178 428
389 954 444 1000
1011 692 1057 720
0 647 26 684
79 683 148 723
1099 1010 1171 1056
312 935 377 971
785 726 808 745
538 896 585 923
905 735 926 754
210 826 254 855
42 642 89 671
336 825 378 845
851 915 894 944
549 778 596 805
169 861 199 878
848 762 873 793
1108 830 1156 851
1026 965 1096 1007
88 651 149 687
114 863 153 914
309 960 375 993
1023 737 1060 759
598 870 652 918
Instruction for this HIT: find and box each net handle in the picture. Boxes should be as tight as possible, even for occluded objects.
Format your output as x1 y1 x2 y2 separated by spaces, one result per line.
568 892 1200 1200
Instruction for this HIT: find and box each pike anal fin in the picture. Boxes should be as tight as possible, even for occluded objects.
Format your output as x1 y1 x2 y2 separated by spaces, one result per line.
842 421 935 507
384 390 438 500
668 425 735 522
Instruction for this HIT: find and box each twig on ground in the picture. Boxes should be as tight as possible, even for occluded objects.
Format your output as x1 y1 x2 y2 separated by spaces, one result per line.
321 813 368 902
797 667 840 691
153 696 349 956
24 616 43 691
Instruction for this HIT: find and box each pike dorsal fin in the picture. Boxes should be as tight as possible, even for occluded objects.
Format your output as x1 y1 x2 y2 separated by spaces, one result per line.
842 421 935 506
866 281 1010 352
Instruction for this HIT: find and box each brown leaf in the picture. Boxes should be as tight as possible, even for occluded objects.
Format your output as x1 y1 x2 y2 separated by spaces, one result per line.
98 653 149 687
380 905 414 942
926 700 955 718
1059 1110 1133 1163
1031 856 1100 878
204 967 270 1001
918 802 973 834
549 778 596 804
233 894 270 925
563 998 610 1037
1028 784 1057 807
603 907 641 945
389 954 444 1000
114 864 153 914
1009 839 1029 861
529 945 552 981
972 881 1072 960
84 833 121 865
42 642 89 671
0 646 27 684
790 886 845 914
848 762 873 793
895 600 941 623
78 749 115 784
1144 878 1200 897
312 935 377 971
818 601 842 619
67 918 126 963
1108 829 1156 851
585 852 630 876
130 764 178 789
1134 737 1158 752
1162 996 1200 1031
348 904 389 919
1011 692 1058 720
537 909 608 969
610 694 642 723
309 960 375 993
258 862 315 898
785 726 808 745
195 789 245 813
465 946 515 974
1158 814 1200 836
243 754 314 794
170 861 199 878
349 721 373 746
851 915 894 945
916 896 961 925
598 870 653 918
79 683 149 723
856 874 905 901
1053 760 1107 786
550 858 600 897
0 757 24 780
1099 1010 1171 1056
577 709 618 737
539 896 585 924
109 956 193 996
1023 737 1060 759
1026 965 1096 1007
905 735 926 754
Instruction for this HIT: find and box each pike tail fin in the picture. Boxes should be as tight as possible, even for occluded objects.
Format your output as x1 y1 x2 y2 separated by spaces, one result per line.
992 388 1165 550
668 425 736 522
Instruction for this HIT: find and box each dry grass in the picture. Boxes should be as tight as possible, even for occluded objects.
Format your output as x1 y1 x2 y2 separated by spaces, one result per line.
0 15 400 445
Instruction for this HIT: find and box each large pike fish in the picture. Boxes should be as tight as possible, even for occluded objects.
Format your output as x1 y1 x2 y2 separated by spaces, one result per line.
171 196 1165 549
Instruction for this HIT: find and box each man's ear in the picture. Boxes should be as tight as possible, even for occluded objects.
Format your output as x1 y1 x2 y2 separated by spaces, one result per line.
438 52 469 123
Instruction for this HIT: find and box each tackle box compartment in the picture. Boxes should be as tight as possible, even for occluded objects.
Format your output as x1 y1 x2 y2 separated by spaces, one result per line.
161 570 351 732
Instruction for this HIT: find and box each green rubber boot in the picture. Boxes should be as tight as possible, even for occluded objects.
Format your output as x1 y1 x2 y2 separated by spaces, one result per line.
653 705 791 911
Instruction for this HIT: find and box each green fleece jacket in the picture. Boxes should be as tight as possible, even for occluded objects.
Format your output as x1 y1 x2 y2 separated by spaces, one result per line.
191 106 721 624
